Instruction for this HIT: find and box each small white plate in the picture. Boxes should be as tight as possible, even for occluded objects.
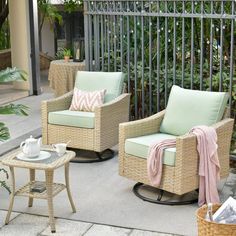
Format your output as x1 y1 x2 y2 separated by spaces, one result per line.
16 151 51 162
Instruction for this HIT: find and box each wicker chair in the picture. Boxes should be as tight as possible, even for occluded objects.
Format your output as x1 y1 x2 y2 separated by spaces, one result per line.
42 71 130 162
119 85 234 204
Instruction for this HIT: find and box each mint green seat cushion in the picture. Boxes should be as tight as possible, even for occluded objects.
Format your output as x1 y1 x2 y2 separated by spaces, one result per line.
48 110 95 129
160 85 229 136
74 71 124 103
125 133 177 166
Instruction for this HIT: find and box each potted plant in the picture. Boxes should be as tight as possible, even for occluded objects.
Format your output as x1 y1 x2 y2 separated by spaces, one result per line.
63 48 71 62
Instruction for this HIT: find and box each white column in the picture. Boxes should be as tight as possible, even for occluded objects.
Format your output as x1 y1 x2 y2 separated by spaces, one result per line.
9 0 32 93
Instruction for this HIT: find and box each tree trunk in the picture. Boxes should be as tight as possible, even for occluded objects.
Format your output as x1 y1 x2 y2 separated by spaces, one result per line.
0 0 9 31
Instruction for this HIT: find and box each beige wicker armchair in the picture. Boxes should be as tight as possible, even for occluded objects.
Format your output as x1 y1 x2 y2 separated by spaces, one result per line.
119 86 234 204
42 71 130 162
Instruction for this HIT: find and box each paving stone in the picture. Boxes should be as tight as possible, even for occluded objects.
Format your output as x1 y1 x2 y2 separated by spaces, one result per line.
40 218 92 236
0 210 20 228
130 229 174 236
0 214 48 236
84 224 131 236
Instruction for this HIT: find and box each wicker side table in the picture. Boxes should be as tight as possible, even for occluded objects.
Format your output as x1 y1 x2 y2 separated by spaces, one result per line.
2 148 76 233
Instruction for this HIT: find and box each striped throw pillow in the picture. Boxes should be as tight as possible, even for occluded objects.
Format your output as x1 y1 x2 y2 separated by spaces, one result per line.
69 88 106 112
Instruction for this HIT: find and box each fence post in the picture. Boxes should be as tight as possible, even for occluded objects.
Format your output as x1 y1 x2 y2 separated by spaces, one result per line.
84 0 90 71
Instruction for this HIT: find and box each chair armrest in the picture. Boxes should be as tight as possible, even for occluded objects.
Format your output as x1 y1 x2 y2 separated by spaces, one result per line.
212 118 234 131
41 91 73 145
41 91 73 113
176 118 234 149
93 93 131 151
119 110 165 140
118 110 165 175
175 118 234 178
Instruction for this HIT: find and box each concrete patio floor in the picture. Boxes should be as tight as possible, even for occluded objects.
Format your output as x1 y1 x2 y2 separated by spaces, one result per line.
0 210 175 236
0 74 177 236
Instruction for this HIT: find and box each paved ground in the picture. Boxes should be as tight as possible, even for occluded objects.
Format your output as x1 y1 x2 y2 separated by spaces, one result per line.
0 210 175 236
0 83 29 105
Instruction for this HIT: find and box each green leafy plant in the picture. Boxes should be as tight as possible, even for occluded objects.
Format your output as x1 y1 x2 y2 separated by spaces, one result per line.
0 67 28 142
0 68 29 141
0 67 29 193
55 48 65 60
63 48 72 57
0 67 27 83
0 168 10 193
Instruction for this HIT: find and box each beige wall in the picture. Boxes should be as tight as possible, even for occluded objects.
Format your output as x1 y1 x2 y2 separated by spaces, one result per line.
42 20 55 58
9 0 32 92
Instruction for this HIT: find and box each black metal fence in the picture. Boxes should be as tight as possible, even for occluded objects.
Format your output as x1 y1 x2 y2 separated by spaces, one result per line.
84 0 236 122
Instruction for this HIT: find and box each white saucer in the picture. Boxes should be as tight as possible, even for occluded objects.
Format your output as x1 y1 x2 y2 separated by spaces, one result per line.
16 151 51 162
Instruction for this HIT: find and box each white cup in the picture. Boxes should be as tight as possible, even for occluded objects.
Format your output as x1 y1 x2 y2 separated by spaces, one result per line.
52 143 67 156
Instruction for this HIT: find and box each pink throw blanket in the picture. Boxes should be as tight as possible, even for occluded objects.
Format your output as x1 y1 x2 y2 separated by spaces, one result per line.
190 126 220 206
147 139 176 187
147 126 220 206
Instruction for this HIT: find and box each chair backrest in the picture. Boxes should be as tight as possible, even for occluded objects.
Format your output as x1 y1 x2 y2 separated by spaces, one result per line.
74 71 124 103
160 85 229 136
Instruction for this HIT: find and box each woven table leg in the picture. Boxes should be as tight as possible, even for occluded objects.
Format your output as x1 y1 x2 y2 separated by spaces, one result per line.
65 163 76 213
5 167 15 224
45 170 56 233
28 169 35 207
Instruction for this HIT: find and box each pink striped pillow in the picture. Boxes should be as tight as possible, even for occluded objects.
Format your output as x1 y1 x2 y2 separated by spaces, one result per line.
69 88 106 112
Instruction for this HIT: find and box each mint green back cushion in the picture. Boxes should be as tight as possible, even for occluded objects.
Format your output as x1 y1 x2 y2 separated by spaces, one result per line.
74 71 124 103
160 85 229 136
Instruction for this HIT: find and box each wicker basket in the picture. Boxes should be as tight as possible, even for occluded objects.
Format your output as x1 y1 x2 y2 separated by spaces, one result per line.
196 204 236 236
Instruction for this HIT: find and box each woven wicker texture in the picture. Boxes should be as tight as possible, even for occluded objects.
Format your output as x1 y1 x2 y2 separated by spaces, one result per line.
48 60 85 97
42 89 130 153
2 148 76 232
197 204 236 236
16 181 65 199
119 109 234 195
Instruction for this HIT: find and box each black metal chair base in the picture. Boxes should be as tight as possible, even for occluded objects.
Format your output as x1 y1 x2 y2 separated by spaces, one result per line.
69 148 115 163
133 182 198 206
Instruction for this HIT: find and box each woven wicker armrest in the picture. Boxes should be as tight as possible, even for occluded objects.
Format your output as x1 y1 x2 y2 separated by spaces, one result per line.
41 91 73 145
119 110 165 140
41 91 73 114
175 118 234 172
176 132 197 163
93 93 131 151
99 93 130 109
211 118 234 131
94 93 131 120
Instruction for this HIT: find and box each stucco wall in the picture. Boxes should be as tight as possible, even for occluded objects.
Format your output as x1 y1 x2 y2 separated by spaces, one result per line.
9 0 31 91
41 20 55 58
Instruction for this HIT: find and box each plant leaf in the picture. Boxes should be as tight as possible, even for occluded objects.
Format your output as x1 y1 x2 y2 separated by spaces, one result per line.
0 104 29 116
0 122 10 141
0 67 27 83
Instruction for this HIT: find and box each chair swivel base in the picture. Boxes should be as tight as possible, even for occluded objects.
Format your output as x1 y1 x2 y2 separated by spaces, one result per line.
69 148 115 163
133 182 198 205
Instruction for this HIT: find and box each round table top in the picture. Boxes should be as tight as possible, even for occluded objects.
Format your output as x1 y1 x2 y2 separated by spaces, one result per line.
50 59 85 67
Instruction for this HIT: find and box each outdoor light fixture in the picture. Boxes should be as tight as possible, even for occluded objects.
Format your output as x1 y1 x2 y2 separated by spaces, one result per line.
73 37 85 62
